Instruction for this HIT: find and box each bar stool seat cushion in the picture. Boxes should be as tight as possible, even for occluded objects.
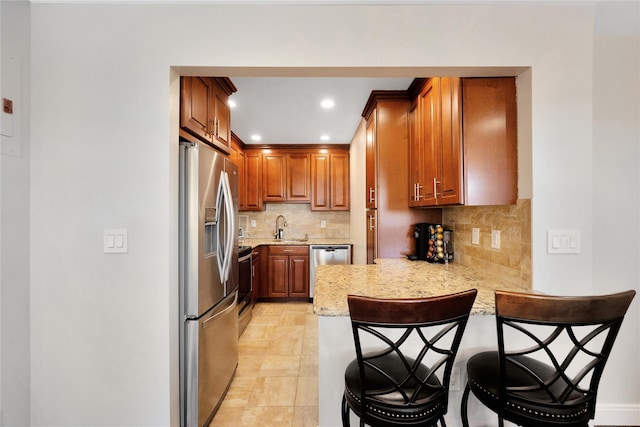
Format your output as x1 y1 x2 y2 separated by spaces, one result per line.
344 353 445 424
467 351 592 427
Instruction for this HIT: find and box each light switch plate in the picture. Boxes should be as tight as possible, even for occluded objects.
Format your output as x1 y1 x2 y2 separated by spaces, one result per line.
491 230 501 249
471 228 480 245
104 229 128 253
547 229 580 254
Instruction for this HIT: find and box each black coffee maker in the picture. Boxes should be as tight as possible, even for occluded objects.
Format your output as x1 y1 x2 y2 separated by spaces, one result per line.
409 223 454 263
410 223 432 261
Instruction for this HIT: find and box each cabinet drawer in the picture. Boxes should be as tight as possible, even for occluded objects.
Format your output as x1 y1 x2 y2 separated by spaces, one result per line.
269 245 309 256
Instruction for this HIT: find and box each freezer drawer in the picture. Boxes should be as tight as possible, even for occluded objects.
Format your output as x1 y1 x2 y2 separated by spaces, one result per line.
182 292 238 427
309 245 351 299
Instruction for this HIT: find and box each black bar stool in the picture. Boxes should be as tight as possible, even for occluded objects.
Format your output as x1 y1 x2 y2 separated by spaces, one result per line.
342 289 478 427
461 289 636 427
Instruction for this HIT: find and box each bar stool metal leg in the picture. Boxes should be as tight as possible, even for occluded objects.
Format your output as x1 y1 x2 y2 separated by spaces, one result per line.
341 394 351 427
461 383 471 427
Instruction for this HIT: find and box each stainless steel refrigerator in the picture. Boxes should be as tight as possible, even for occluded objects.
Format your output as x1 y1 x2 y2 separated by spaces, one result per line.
179 141 239 427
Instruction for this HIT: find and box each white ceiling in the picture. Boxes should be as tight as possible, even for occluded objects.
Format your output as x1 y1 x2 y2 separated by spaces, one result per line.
229 77 414 145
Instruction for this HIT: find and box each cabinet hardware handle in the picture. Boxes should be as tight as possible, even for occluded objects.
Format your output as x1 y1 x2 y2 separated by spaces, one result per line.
414 183 423 201
369 215 375 231
369 187 375 203
433 177 440 197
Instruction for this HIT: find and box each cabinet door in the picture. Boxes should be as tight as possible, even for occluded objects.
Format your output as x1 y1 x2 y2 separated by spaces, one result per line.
211 84 231 150
180 77 214 144
237 150 246 210
243 151 263 211
263 153 286 201
311 152 350 211
407 100 423 207
230 137 246 209
365 112 377 209
288 255 309 297
330 152 350 210
366 209 377 265
461 77 517 205
268 255 289 297
311 153 330 210
287 153 311 201
438 77 463 205
418 79 439 206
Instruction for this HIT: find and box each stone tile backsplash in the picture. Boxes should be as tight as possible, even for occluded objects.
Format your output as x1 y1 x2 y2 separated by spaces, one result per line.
442 199 531 289
239 203 350 240
240 200 531 290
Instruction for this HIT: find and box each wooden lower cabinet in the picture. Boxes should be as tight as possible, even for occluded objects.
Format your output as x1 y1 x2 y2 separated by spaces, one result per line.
266 245 309 299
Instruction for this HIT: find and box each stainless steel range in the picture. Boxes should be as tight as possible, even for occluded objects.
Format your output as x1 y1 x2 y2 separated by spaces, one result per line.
237 245 254 335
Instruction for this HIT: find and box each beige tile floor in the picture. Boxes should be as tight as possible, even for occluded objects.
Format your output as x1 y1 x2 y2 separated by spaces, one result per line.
212 302 319 427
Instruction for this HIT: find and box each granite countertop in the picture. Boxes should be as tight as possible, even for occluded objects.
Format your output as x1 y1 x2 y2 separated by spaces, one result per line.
313 258 531 316
240 238 352 247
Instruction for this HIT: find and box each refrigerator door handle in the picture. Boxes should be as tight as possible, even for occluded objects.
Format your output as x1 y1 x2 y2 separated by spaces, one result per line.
215 170 235 285
215 173 226 284
202 292 237 329
221 171 235 285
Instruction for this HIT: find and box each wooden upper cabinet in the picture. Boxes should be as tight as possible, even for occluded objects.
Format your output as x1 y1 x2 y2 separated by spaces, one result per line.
311 151 350 211
262 153 286 201
407 77 517 207
180 77 212 143
243 150 263 211
407 100 422 208
211 81 232 149
262 151 312 203
408 79 440 207
286 153 311 201
329 152 350 210
230 134 246 210
438 77 463 205
180 76 236 154
232 137 350 211
365 112 377 209
311 153 330 210
461 77 517 205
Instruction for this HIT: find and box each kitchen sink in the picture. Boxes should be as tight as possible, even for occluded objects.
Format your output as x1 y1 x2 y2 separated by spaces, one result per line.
271 238 309 244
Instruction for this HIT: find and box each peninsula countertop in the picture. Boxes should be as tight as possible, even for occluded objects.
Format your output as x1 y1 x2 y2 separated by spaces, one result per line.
312 258 531 316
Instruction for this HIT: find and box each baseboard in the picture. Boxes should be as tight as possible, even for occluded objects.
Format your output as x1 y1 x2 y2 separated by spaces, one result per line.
594 403 640 425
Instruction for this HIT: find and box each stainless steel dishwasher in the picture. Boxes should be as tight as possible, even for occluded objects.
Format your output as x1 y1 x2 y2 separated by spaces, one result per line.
309 245 351 300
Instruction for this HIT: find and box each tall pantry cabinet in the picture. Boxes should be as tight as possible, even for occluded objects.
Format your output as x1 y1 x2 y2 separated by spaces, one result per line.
362 92 441 264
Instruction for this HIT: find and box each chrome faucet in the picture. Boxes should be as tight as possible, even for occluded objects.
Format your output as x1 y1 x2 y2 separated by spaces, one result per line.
274 215 287 240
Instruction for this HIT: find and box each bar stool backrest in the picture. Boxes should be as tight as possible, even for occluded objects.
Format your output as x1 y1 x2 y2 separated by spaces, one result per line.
346 289 477 426
494 290 636 423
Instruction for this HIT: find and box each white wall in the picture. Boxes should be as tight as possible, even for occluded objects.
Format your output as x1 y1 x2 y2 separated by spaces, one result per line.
0 1 31 425
20 2 640 425
591 1 640 421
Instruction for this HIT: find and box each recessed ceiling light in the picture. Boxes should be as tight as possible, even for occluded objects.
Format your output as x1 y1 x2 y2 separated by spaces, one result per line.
320 135 330 141
251 134 262 141
320 99 335 109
